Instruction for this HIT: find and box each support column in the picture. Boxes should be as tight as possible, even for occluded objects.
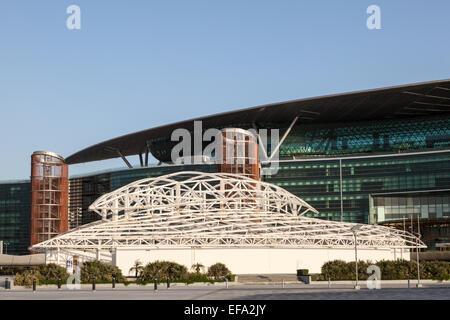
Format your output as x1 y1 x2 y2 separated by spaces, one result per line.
139 152 144 167
113 199 119 221
106 147 133 168
145 142 151 167
117 150 133 169
102 209 107 221
111 247 117 265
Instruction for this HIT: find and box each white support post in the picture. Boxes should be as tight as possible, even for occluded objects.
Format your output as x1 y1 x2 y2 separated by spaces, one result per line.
113 198 118 221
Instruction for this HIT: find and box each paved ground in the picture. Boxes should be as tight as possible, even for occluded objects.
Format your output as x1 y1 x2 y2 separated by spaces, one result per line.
0 283 449 300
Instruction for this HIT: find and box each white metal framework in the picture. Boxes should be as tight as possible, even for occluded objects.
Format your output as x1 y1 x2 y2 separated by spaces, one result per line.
31 172 424 253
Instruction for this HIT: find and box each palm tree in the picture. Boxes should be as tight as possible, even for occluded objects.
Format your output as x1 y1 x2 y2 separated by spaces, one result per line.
191 263 205 274
129 260 144 278
207 263 231 280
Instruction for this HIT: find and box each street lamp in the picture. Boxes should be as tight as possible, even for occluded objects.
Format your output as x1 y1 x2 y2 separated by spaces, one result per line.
416 214 422 288
350 225 363 290
4 242 9 255
410 213 422 288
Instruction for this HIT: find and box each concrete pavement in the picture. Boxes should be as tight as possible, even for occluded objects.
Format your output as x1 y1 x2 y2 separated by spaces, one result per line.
0 282 449 300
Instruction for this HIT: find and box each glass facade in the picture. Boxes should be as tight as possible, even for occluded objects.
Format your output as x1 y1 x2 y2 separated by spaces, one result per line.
110 164 217 191
279 116 450 159
372 191 450 250
0 181 31 255
80 174 110 225
150 115 450 161
372 191 450 223
264 151 450 224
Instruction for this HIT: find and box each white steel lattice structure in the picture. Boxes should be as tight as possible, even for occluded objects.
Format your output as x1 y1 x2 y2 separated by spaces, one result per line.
31 172 424 253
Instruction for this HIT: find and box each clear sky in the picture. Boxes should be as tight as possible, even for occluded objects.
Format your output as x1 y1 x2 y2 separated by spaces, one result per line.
0 0 449 180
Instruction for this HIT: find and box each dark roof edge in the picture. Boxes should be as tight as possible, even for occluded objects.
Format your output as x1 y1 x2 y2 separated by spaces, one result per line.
65 78 450 164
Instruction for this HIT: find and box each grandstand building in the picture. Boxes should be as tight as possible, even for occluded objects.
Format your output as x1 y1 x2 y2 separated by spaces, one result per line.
1 79 449 259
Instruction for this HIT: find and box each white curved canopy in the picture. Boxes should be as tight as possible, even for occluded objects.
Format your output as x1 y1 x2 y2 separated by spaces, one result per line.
90 171 318 219
31 172 424 252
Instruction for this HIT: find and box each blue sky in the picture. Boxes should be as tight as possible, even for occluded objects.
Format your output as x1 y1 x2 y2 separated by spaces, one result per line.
0 0 449 180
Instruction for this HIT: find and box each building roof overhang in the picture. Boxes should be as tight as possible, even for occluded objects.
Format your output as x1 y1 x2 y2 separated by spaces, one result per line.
65 79 450 165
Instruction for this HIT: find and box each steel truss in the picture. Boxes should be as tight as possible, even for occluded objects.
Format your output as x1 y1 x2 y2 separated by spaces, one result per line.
31 172 424 252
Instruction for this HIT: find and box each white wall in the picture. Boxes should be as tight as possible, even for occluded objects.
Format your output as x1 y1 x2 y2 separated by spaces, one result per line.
44 248 112 273
115 247 410 275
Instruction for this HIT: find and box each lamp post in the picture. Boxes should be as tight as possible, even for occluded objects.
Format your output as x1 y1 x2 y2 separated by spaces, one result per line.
4 242 9 255
416 214 422 288
350 225 363 290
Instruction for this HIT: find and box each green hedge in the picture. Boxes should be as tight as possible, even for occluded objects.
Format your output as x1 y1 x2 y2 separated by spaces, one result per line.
14 264 70 286
12 261 235 286
207 263 232 280
137 261 234 283
316 260 450 281
139 261 188 282
0 266 26 275
80 260 126 283
14 261 127 286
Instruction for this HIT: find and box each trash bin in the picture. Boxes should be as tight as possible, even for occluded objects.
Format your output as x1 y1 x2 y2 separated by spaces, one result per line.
297 269 311 284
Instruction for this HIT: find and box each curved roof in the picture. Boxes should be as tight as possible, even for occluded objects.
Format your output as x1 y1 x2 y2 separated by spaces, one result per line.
88 171 318 217
66 79 450 164
31 172 423 251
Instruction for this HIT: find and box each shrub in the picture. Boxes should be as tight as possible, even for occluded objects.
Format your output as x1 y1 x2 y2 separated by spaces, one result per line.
14 270 40 287
139 261 188 282
80 260 126 283
13 264 70 286
187 273 213 283
319 259 450 281
36 263 70 283
138 261 234 283
0 266 26 275
191 263 205 274
322 260 353 280
207 263 231 280
129 260 144 278
421 260 450 280
311 273 327 281
377 259 413 280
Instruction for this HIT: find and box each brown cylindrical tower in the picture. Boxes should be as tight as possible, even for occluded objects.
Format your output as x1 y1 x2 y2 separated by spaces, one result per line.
30 151 68 247
218 128 259 180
